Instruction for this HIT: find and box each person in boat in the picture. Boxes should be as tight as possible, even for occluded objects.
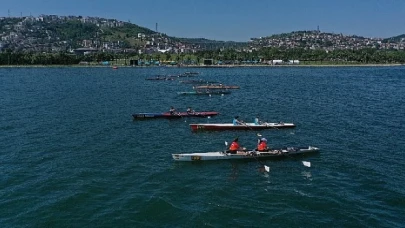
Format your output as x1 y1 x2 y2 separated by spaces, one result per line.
228 137 244 154
254 116 263 125
257 138 269 152
169 106 177 115
233 116 244 125
186 107 195 114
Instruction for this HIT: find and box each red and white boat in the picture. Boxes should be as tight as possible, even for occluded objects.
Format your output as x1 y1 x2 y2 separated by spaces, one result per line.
190 122 295 131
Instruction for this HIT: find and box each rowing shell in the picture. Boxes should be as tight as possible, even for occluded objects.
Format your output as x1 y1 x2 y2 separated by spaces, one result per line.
177 91 231 95
194 85 240 89
190 122 295 131
172 146 319 161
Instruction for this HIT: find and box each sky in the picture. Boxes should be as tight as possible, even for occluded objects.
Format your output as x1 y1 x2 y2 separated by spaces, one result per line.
1 0 404 41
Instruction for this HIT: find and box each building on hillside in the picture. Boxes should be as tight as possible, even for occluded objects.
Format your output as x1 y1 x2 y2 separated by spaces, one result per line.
270 60 283 65
288 60 300 64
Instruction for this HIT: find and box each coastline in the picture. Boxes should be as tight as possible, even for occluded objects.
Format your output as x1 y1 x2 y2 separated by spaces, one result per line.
0 63 403 68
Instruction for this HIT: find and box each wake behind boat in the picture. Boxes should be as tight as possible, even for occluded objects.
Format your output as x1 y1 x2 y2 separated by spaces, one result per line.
190 122 295 131
172 146 319 161
133 111 219 119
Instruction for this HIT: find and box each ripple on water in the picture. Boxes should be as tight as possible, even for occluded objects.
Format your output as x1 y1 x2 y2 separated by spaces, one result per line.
0 66 404 227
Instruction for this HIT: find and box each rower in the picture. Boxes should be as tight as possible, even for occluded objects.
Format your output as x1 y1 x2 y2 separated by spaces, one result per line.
233 116 243 125
254 116 263 125
186 107 195 114
257 138 269 152
169 106 177 115
228 137 244 154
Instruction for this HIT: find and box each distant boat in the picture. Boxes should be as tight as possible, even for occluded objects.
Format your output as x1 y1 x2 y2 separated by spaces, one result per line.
183 72 199 75
112 66 118 69
180 80 219 84
177 90 231 95
194 85 240 89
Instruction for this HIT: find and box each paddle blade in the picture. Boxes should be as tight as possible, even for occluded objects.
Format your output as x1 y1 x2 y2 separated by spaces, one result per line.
225 141 228 146
264 165 270 172
302 161 311 167
257 133 262 137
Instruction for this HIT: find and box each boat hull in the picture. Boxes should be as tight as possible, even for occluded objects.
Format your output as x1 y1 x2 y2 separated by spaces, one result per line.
172 146 319 161
133 111 219 119
190 122 295 131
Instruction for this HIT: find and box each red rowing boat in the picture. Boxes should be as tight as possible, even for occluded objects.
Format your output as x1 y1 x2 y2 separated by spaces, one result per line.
133 111 219 119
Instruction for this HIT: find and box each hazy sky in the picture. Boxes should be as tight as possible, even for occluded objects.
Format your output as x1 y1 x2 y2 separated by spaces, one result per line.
2 0 404 41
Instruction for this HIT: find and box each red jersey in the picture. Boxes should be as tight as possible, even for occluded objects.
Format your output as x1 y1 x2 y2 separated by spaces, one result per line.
229 141 240 151
258 141 268 151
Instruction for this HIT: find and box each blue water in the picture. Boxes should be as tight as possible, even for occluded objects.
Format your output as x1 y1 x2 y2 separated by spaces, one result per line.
1 66 404 227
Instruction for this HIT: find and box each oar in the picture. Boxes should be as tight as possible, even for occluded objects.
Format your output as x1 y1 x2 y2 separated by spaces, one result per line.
252 153 270 172
263 122 280 130
278 148 312 167
302 161 311 167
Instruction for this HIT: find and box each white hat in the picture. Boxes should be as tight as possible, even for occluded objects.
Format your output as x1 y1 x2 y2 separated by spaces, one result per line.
261 138 267 142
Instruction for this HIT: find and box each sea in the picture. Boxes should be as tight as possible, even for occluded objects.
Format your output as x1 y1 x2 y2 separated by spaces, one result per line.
0 66 404 227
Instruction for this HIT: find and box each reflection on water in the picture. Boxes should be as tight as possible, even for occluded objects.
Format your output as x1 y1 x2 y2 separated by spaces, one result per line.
301 171 312 180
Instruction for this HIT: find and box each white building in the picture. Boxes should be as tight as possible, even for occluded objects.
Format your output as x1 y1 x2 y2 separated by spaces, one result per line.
271 60 283 65
288 60 300 64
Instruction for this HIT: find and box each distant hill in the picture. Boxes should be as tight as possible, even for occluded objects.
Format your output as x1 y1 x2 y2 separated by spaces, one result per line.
0 14 403 53
383 34 405 43
0 15 245 51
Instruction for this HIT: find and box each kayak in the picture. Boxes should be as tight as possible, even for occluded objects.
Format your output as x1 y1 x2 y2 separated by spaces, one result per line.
194 85 240 89
177 91 231 95
182 72 199 75
190 122 295 131
172 146 319 161
145 77 176 81
133 111 219 119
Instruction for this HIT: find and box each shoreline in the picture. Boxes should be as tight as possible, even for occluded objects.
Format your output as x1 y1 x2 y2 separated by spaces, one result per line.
0 63 403 68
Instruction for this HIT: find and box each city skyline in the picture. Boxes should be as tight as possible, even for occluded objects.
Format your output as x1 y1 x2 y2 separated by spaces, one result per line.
1 0 405 41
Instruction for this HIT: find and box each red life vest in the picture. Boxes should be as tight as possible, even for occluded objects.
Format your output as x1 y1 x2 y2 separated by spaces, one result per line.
258 141 267 151
229 141 240 151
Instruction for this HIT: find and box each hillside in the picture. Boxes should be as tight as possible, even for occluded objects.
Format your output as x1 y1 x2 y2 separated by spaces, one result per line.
249 30 405 51
383 34 405 43
0 15 244 53
0 14 404 54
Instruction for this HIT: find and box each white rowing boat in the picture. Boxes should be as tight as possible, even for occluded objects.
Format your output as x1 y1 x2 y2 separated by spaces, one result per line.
172 146 319 161
190 122 296 131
